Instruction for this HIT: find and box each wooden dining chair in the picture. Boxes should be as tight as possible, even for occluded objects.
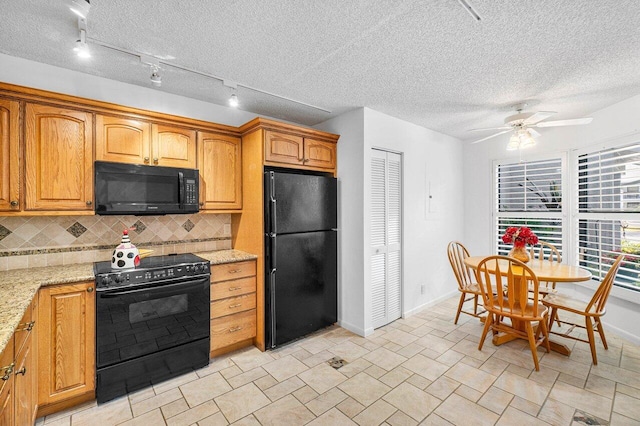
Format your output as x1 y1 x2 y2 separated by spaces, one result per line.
447 241 485 324
476 255 550 371
542 254 624 365
529 241 562 291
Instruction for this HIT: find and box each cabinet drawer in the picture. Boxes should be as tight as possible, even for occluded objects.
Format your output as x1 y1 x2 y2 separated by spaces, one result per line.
211 293 256 319
210 261 256 282
210 276 256 300
210 309 256 351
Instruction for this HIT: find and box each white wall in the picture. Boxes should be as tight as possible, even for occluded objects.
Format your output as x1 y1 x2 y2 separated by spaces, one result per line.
318 108 465 335
0 53 257 127
463 94 640 343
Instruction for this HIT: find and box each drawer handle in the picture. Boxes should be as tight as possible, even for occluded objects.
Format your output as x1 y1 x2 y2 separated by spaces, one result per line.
18 321 35 331
228 287 241 291
229 326 243 333
1 363 14 381
15 367 26 376
229 303 242 308
228 269 241 274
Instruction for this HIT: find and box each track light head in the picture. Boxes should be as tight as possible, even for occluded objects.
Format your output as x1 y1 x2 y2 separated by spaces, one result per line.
73 27 91 58
150 66 162 87
229 93 239 107
69 0 91 19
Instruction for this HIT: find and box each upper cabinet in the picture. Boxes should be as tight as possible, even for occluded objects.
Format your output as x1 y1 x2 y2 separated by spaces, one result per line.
24 103 94 211
198 132 242 211
96 116 196 168
0 98 20 212
264 129 337 172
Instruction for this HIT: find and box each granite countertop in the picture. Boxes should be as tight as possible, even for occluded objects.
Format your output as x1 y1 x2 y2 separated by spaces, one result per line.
0 249 257 356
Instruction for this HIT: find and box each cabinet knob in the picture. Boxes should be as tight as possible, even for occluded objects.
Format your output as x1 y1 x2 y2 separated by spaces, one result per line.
15 367 26 376
199 202 204 207
144 157 150 163
153 158 159 164
86 200 92 206
87 287 94 293
1 363 14 381
10 200 18 207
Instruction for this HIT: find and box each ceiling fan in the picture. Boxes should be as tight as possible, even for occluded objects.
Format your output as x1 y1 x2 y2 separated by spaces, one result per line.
470 105 593 150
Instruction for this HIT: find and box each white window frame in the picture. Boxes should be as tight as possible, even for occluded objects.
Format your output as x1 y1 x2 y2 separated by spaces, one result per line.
492 152 568 258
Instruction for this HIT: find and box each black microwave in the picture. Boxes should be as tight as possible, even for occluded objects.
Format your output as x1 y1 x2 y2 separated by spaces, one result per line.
95 161 199 215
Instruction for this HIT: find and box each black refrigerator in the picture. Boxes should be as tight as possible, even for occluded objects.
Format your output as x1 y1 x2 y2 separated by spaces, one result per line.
264 169 338 349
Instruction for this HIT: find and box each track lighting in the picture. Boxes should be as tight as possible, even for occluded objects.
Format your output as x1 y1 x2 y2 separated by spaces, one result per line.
150 66 162 87
223 80 239 108
73 19 90 58
68 0 91 19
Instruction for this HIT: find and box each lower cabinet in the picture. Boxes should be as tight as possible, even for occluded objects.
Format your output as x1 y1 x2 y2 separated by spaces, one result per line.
38 281 95 417
210 260 257 356
0 297 38 426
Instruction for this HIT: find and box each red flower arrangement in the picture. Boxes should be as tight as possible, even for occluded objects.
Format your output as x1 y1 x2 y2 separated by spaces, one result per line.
502 226 539 248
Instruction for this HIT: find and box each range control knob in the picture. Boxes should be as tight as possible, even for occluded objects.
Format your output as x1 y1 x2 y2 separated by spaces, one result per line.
100 276 112 287
114 274 124 284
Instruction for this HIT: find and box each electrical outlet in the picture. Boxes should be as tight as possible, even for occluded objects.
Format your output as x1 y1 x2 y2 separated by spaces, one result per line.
421 284 425 294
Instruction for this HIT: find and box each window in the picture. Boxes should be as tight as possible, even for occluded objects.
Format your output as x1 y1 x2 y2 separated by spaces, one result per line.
495 157 564 256
577 142 640 291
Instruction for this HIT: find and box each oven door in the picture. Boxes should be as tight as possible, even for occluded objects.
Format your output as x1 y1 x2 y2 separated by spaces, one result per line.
96 276 210 369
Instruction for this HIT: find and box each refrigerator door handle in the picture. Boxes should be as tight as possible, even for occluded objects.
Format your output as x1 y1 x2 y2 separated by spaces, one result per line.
269 234 277 269
269 268 277 349
269 172 277 234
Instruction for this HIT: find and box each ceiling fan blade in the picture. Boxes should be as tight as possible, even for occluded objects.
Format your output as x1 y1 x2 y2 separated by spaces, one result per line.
534 117 593 128
470 130 512 144
468 126 512 132
523 111 556 125
528 128 542 138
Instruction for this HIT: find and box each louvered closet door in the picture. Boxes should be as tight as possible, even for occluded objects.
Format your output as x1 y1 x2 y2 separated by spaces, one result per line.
371 149 402 329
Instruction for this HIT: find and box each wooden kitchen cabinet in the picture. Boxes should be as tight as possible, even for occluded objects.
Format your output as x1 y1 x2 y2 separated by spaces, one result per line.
96 116 196 168
13 299 37 426
151 123 196 168
197 132 242 210
0 338 14 426
38 282 95 416
0 98 20 212
24 103 94 211
95 115 151 165
0 298 38 426
209 260 257 356
265 130 336 171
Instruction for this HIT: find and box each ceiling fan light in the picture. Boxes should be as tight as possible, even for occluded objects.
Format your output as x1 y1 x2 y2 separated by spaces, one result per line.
506 134 520 151
519 133 536 149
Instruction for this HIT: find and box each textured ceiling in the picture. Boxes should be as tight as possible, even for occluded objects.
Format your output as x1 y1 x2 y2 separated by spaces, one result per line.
1 0 640 142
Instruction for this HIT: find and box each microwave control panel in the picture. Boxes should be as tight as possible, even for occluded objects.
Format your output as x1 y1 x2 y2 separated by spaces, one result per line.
185 178 198 205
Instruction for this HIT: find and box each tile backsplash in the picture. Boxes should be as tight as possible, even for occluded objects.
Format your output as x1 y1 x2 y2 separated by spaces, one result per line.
0 214 232 271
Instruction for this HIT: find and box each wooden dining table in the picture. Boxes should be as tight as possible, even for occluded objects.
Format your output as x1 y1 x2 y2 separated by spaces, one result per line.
463 255 592 356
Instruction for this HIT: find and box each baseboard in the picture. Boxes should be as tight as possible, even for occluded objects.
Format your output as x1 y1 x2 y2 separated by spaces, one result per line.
602 320 640 345
403 290 458 318
338 319 369 337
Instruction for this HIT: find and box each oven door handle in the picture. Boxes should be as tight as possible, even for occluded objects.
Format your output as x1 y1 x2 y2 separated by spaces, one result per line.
98 278 207 298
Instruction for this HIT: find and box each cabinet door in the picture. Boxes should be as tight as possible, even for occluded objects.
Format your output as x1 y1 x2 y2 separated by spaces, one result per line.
0 98 20 211
304 138 336 170
25 104 93 211
264 131 304 166
13 331 35 426
152 124 196 168
0 338 14 426
96 115 151 165
198 132 242 210
38 282 95 407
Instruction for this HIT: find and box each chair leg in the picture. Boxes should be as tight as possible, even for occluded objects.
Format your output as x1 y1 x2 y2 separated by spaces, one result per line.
478 314 493 351
594 317 608 350
454 292 466 324
539 315 551 353
548 307 558 333
525 322 540 371
473 295 478 315
585 316 598 365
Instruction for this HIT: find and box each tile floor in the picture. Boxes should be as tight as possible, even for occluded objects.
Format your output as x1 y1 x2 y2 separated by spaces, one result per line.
35 296 640 425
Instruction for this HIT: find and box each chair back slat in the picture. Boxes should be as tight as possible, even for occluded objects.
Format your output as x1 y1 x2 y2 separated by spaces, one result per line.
476 255 541 318
530 241 562 263
586 254 624 314
447 241 476 290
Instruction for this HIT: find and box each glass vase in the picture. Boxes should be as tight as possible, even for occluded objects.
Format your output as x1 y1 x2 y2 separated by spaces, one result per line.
508 245 530 263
